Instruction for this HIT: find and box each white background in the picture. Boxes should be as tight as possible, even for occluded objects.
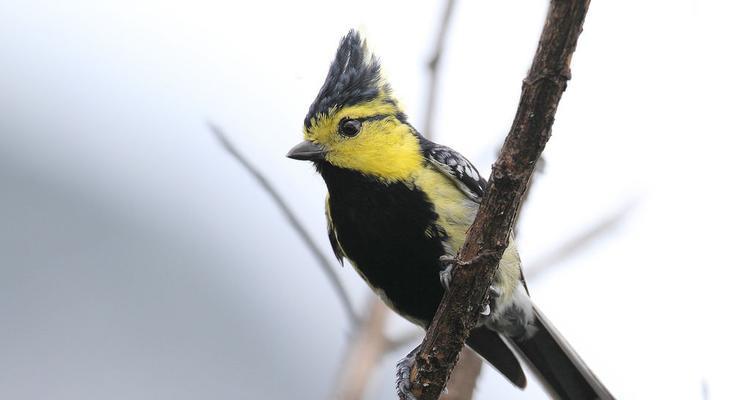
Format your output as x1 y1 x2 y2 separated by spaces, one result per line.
1 1 748 399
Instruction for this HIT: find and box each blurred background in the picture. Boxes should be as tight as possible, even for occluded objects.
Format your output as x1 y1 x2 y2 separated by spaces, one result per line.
1 1 749 399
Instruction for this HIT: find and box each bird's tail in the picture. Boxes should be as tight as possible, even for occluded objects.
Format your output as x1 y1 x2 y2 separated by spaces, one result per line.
466 326 527 388
510 305 614 400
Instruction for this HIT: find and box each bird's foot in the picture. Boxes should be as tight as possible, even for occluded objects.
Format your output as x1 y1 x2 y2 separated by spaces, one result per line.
396 346 420 400
439 255 455 289
441 255 500 324
478 284 501 324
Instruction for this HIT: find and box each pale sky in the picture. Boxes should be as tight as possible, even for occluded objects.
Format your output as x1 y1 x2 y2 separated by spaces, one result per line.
1 1 749 399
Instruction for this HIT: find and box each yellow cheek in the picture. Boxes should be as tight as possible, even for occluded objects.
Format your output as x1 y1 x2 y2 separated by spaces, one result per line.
325 123 423 181
304 91 398 144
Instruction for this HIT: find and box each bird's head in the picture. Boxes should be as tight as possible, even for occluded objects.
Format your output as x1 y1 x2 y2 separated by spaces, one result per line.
287 30 423 182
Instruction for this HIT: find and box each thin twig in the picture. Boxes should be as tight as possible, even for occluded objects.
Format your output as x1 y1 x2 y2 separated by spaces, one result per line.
525 201 636 280
423 0 457 139
439 348 483 400
404 1 592 398
209 122 360 327
331 298 390 400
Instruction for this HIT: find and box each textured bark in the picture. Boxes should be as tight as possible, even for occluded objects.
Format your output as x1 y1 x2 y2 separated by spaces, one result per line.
403 1 592 398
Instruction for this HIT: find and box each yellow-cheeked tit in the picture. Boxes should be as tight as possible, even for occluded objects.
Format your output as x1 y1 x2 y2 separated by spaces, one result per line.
287 31 612 400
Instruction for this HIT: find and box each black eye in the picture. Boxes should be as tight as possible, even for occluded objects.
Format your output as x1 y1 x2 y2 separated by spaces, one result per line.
339 119 362 137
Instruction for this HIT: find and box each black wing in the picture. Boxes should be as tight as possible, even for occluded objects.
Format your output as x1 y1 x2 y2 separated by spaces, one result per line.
423 142 486 202
325 196 345 264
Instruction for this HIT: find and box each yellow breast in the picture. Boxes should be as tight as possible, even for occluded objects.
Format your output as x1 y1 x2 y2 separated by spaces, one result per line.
412 166 478 255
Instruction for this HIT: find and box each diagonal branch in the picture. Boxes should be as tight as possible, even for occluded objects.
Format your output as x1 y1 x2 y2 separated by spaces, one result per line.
209 123 360 327
404 1 592 398
525 200 636 280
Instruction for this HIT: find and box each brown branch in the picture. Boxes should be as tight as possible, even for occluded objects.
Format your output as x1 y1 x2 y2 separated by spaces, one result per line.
331 298 390 400
439 348 483 400
404 1 592 398
333 303 483 400
423 0 457 139
208 123 360 327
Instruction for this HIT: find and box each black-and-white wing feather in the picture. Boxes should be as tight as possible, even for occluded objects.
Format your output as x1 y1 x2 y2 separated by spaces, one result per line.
424 143 486 202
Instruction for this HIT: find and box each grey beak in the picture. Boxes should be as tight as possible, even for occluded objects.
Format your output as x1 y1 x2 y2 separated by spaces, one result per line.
286 140 326 161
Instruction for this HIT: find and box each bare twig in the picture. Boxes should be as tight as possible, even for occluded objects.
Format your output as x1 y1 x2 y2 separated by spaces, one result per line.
331 298 390 400
525 201 636 280
423 0 457 139
332 300 424 400
439 348 483 400
209 123 360 327
405 1 592 398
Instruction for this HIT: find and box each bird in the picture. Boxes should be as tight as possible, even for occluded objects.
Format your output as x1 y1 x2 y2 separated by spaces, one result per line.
287 30 613 400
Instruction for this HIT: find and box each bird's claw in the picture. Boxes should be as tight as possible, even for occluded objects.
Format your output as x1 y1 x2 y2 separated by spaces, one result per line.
479 284 501 323
440 255 500 325
439 255 455 289
396 347 419 400
481 303 491 316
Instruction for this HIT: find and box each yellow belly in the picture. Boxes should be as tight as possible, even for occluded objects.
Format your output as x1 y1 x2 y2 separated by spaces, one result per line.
412 166 522 303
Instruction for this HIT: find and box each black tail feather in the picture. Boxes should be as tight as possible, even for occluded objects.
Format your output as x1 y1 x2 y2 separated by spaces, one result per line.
466 326 527 388
511 305 614 400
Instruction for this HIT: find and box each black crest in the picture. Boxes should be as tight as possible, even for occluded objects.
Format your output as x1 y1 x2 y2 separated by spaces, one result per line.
304 30 390 130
